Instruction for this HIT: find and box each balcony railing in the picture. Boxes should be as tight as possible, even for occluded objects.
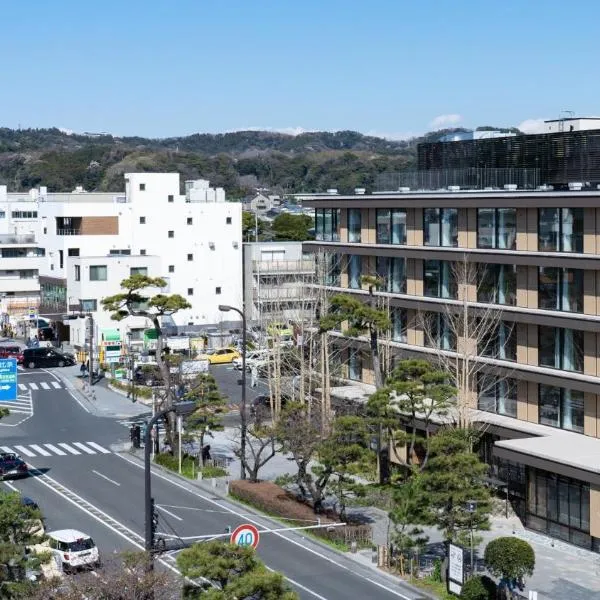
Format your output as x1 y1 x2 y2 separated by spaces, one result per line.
253 259 315 274
0 234 36 244
57 229 82 236
253 286 313 301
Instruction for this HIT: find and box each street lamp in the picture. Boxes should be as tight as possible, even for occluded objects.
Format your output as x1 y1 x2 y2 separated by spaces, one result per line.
126 331 136 403
218 304 247 481
465 500 478 574
145 401 196 558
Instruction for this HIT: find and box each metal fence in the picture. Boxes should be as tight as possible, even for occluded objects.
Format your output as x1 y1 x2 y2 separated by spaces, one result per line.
374 167 541 192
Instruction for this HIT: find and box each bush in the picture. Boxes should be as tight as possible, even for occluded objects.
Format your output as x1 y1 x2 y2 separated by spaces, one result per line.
484 537 535 581
108 379 152 399
154 453 227 480
460 575 497 600
229 480 371 547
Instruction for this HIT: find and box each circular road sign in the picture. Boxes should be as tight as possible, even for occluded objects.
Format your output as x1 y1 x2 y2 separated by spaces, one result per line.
230 523 260 549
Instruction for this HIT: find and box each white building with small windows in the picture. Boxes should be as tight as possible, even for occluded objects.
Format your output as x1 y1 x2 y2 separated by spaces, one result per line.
0 174 242 343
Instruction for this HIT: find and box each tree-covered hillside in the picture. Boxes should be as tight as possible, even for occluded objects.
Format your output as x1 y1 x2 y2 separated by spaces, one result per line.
0 126 479 196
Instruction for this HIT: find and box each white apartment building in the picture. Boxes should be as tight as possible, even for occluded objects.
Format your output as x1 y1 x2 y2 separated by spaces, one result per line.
243 242 315 326
0 174 242 342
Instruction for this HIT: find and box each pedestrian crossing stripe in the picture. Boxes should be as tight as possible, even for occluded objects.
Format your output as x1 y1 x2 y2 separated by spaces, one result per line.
0 441 111 458
17 381 63 391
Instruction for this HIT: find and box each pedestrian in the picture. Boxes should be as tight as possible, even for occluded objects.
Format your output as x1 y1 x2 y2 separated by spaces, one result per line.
80 361 87 377
201 444 211 464
250 364 258 388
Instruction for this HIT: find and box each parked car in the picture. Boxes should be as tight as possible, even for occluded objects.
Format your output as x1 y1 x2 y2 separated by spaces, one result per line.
0 452 28 480
198 348 240 365
0 346 24 364
46 529 100 572
23 348 76 369
232 349 271 371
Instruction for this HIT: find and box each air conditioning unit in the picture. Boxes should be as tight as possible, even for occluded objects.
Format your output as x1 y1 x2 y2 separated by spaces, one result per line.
568 182 583 191
398 187 410 193
448 186 460 192
504 184 518 191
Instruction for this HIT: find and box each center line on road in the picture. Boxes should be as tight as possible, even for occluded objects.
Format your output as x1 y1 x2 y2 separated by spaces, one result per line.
156 505 182 521
29 444 51 457
92 470 120 486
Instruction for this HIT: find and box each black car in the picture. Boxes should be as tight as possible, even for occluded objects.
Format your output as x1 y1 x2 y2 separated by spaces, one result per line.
23 348 76 369
0 453 28 480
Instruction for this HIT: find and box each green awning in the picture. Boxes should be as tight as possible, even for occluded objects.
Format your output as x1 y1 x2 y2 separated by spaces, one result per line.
144 328 159 340
102 329 121 342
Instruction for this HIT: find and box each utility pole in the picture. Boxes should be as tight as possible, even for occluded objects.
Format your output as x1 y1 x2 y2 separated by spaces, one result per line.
87 314 94 388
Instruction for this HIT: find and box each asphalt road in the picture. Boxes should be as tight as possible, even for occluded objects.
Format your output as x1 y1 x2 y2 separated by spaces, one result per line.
0 366 426 600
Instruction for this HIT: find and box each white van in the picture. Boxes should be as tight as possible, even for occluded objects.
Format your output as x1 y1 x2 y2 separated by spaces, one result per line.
232 349 270 371
46 529 100 571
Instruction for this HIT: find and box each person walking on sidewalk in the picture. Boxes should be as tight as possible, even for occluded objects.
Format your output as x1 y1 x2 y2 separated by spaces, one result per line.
80 361 87 378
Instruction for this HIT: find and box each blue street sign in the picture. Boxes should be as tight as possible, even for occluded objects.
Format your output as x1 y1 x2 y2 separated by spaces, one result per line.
0 359 18 401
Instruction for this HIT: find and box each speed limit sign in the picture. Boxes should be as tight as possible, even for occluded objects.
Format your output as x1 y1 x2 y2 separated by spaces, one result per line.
230 523 260 549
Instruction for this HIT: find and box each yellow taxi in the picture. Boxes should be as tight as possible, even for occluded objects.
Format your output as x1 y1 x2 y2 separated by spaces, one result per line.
199 348 241 365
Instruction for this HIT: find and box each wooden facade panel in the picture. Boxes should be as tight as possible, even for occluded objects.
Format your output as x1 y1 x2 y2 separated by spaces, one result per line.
80 216 118 235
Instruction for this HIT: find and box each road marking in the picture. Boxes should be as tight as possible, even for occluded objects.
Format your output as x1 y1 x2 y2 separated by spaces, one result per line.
29 383 38 390
0 446 13 453
58 443 80 455
51 382 61 389
156 505 182 521
86 442 111 454
43 444 66 456
68 390 90 413
3 481 18 492
92 470 120 486
14 445 36 457
72 442 96 455
40 382 50 390
117 454 413 599
18 384 26 391
29 444 51 457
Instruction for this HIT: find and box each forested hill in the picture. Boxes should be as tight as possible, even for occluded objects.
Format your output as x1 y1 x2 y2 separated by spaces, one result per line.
0 126 471 196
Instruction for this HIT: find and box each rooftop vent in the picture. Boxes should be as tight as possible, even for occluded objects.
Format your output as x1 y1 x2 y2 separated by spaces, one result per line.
398 187 411 193
448 186 460 192
354 188 366 195
504 184 518 191
326 188 338 195
537 184 554 191
568 182 583 191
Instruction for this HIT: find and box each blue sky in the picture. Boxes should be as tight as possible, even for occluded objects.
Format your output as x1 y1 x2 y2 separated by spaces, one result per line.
2 0 598 139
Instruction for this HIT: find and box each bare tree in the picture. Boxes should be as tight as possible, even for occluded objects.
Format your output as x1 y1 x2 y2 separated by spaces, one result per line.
419 255 514 429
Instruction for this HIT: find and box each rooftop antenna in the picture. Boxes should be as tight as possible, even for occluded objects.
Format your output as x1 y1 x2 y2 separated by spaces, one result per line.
558 110 575 133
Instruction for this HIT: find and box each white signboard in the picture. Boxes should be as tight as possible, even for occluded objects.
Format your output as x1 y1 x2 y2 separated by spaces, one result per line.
448 542 463 595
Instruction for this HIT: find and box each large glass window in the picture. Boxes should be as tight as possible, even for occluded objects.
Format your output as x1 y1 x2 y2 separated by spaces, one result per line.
527 468 590 549
321 253 341 287
478 264 517 305
347 255 362 289
538 267 583 313
348 209 362 243
315 209 340 242
477 208 516 249
538 208 584 253
539 327 584 373
479 321 516 361
89 265 107 281
376 257 406 293
348 349 362 381
423 260 456 298
424 208 458 247
390 307 407 343
425 312 456 351
477 375 517 417
539 385 584 433
376 209 407 244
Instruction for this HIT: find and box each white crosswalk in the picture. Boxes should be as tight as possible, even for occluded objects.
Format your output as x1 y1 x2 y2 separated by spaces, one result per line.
17 380 63 392
0 391 33 415
0 441 111 458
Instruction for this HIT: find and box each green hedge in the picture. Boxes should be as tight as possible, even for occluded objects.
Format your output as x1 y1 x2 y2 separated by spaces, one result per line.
154 452 227 480
108 379 153 399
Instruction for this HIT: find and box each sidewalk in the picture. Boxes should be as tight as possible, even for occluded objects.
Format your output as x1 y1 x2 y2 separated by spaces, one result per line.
64 364 600 600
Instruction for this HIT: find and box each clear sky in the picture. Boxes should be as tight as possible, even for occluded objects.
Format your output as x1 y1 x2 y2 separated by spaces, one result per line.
2 0 598 139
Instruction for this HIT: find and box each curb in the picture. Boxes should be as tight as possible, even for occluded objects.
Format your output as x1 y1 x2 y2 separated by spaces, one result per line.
51 370 101 415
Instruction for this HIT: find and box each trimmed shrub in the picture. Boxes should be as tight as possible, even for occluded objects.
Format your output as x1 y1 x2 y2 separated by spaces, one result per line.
229 480 371 546
484 537 535 581
460 575 497 600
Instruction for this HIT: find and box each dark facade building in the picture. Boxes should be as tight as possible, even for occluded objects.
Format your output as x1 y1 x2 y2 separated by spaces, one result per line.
418 128 600 188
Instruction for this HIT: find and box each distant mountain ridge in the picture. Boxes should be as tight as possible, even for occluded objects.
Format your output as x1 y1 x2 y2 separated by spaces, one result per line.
0 125 503 195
